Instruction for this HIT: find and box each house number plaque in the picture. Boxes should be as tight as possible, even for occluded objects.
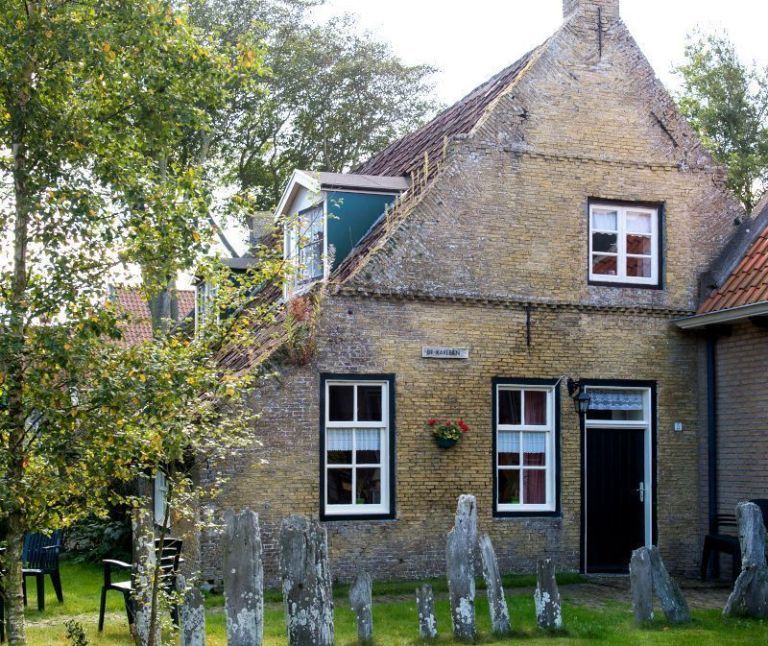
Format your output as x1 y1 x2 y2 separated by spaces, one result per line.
422 346 469 360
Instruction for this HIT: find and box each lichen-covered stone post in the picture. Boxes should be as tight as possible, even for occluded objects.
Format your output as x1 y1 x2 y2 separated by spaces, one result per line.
478 533 511 636
630 547 654 623
349 571 373 644
131 506 160 646
416 584 437 640
724 502 768 618
177 574 206 646
280 515 334 646
446 494 477 643
648 546 690 624
223 509 264 646
534 558 562 631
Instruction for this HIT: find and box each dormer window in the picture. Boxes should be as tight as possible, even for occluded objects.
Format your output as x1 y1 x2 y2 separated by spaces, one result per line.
277 170 409 297
288 204 325 287
589 201 660 287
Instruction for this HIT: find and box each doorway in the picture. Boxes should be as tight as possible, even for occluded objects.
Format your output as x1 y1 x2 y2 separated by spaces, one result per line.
583 385 654 573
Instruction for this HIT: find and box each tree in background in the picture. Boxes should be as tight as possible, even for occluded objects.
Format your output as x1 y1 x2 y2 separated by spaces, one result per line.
0 1 271 643
676 32 768 213
189 0 439 211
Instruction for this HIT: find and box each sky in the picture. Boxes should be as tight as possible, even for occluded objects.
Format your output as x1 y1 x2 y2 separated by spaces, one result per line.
313 0 768 105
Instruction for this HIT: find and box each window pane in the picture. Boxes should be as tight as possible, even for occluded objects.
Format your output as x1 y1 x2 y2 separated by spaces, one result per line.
626 235 651 255
498 470 520 505
626 211 652 233
357 385 383 421
327 430 353 464
498 390 521 425
523 470 546 504
592 209 618 231
329 385 354 421
522 432 546 465
592 254 617 276
356 468 381 505
627 256 652 278
524 391 547 425
592 232 618 253
498 432 520 466
327 469 352 505
356 429 381 464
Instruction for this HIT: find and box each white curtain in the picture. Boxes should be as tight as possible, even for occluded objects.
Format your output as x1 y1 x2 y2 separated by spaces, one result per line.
589 389 644 410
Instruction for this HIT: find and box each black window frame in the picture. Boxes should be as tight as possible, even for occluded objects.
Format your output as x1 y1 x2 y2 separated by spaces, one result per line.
492 377 561 518
319 373 396 521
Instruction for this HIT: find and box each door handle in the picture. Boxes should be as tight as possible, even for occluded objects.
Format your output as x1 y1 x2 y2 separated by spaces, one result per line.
636 482 645 503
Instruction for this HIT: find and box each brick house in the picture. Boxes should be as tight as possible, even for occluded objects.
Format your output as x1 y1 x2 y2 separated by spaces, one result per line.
677 195 768 552
202 0 744 583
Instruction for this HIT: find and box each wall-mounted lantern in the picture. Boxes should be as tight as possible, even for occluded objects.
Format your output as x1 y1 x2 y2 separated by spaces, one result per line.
567 378 591 416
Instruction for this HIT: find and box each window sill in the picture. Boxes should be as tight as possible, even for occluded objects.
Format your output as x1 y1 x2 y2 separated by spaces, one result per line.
493 510 560 519
320 511 396 522
588 279 662 290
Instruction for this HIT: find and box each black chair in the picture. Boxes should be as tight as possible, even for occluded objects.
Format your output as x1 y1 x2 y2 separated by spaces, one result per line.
700 514 741 582
749 499 768 528
98 538 182 632
22 531 63 611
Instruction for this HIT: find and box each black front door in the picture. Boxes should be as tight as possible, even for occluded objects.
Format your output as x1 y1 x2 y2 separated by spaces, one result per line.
585 427 646 573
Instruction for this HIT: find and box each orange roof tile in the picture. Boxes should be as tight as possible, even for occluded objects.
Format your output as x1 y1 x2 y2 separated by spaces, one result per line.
699 224 768 314
113 287 195 345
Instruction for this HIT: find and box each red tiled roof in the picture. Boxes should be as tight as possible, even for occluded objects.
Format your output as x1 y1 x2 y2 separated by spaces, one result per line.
355 48 537 177
699 224 768 314
114 287 195 345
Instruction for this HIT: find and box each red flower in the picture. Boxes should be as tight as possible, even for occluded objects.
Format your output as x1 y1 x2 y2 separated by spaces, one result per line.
458 419 469 433
427 418 437 427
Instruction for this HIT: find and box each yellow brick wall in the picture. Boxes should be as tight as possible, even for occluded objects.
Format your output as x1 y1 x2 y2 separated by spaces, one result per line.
202 7 737 585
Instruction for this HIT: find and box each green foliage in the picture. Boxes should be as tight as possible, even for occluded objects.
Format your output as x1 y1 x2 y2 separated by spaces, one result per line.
66 514 132 564
64 620 88 646
188 0 439 210
676 32 768 212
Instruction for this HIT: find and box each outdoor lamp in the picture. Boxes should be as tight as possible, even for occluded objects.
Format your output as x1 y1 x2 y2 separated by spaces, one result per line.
567 378 591 416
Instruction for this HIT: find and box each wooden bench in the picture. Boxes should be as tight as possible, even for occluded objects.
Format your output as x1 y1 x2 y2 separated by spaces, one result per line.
700 514 741 582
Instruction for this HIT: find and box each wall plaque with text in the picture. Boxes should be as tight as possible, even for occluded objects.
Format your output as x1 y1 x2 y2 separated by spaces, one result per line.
421 346 469 360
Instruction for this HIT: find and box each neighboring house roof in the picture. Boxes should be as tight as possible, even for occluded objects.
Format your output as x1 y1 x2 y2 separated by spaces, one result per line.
698 224 768 315
355 47 538 177
113 287 195 345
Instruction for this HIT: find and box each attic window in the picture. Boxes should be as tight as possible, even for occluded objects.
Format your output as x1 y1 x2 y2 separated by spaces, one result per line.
289 204 324 286
589 202 660 287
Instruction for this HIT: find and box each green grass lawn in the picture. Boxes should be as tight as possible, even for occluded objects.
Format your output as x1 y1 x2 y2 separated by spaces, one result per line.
16 560 768 645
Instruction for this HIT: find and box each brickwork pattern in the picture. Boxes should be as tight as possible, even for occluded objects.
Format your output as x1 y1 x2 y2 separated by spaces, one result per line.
202 3 737 587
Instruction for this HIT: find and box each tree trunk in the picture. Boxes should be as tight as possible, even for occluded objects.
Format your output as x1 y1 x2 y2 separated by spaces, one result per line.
4 516 26 646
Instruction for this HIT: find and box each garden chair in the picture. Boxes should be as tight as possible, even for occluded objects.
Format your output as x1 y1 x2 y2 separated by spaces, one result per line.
22 530 63 611
700 514 740 582
98 537 182 632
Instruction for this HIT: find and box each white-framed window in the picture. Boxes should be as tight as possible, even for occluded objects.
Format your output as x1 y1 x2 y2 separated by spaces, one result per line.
323 378 391 517
154 471 169 527
195 281 218 333
288 204 325 288
496 384 556 513
589 203 659 286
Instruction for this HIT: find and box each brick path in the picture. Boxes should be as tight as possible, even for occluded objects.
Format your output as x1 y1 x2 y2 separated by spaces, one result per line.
551 576 731 610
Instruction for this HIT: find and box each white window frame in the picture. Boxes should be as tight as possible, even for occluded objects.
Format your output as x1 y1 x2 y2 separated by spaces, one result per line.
323 379 390 517
286 202 327 293
588 203 659 286
153 471 169 527
583 386 653 562
495 385 556 513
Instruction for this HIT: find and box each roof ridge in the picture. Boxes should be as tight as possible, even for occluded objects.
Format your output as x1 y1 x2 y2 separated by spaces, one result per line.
354 43 543 177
